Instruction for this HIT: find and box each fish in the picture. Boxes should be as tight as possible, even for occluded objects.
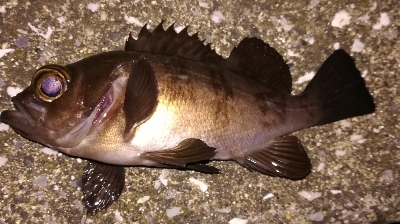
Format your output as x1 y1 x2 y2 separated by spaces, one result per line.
0 21 375 214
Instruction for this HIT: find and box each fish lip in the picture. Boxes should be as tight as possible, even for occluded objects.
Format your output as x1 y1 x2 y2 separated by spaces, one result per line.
0 109 32 138
0 110 25 124
0 96 35 132
9 96 35 127
1 108 50 147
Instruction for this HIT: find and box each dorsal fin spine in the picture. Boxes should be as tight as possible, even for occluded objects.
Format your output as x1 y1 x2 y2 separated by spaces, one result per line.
124 22 292 93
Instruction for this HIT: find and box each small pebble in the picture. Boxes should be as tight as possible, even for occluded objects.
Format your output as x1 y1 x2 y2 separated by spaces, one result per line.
13 195 25 204
211 11 225 23
32 176 47 187
23 156 34 167
217 208 231 213
114 210 123 222
199 2 209 8
159 170 168 186
229 218 248 224
331 10 351 28
137 196 150 203
14 141 23 150
166 190 174 199
146 213 154 223
74 200 83 213
19 210 29 219
330 190 342 194
87 3 99 12
335 150 347 157
309 212 324 221
166 207 180 218
263 193 274 200
382 170 393 182
7 86 23 97
41 147 58 155
351 39 365 52
15 36 29 47
298 190 321 201
317 163 325 172
0 156 8 167
189 177 208 192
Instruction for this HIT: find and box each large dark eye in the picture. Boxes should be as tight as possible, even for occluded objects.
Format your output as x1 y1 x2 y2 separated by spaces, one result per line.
32 64 71 102
40 76 62 97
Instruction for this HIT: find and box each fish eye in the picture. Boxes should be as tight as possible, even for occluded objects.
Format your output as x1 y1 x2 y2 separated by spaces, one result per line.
32 65 71 102
40 76 62 97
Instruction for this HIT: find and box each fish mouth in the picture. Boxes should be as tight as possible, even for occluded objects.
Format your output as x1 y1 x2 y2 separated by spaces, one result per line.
1 97 59 148
1 96 35 135
1 110 32 138
12 97 35 126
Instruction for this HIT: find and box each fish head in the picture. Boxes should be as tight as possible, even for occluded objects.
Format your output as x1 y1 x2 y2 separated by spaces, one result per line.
1 53 131 149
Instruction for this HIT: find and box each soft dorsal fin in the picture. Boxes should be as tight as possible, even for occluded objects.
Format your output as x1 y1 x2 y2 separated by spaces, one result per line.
125 21 224 64
125 22 292 93
225 37 292 94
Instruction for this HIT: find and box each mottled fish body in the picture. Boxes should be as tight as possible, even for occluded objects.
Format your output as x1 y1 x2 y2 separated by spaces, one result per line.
0 22 375 214
63 51 313 165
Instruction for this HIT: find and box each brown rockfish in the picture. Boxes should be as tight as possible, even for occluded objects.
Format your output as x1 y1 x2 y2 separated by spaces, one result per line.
0 22 375 214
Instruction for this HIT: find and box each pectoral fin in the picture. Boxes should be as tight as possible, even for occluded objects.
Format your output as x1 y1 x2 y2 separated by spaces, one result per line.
141 138 217 167
82 162 125 215
123 57 158 141
237 136 311 180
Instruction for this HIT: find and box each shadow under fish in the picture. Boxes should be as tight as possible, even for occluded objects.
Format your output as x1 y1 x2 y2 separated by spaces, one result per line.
0 21 375 214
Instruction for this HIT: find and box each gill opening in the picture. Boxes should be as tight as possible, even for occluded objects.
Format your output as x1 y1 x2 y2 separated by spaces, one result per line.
89 73 128 131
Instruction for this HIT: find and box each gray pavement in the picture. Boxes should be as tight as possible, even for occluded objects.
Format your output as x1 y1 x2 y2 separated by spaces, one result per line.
0 0 399 223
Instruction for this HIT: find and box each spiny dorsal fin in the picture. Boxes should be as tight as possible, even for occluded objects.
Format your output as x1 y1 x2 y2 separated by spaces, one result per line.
125 21 224 64
225 37 292 94
125 22 292 93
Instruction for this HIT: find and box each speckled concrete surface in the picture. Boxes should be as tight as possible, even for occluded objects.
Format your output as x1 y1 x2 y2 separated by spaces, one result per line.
0 0 399 223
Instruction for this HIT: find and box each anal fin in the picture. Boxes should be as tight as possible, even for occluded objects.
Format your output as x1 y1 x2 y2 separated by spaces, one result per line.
237 136 311 180
141 138 216 167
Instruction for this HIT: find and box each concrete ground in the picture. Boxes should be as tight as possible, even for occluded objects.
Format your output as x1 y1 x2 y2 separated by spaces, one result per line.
0 0 399 223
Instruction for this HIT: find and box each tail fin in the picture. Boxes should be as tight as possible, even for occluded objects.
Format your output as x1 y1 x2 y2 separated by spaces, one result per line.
302 50 375 126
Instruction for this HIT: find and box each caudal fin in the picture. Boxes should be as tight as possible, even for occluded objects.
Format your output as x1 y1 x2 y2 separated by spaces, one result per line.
302 50 375 126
